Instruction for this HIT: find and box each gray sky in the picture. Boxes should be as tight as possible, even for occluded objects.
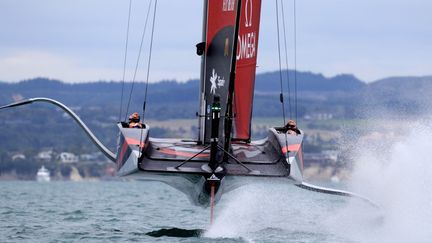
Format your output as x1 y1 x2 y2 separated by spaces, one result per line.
1 0 431 83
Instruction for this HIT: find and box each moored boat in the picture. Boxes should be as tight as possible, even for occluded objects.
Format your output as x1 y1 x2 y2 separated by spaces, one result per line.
36 165 51 182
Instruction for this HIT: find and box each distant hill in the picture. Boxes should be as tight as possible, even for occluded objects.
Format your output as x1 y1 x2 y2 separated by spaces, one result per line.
255 71 365 92
0 71 431 120
0 70 366 104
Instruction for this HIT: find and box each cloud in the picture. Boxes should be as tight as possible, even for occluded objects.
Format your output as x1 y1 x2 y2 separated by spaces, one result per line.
0 50 199 83
0 50 116 82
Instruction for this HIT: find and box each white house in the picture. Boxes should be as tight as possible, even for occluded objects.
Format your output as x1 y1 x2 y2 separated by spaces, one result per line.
58 152 79 163
11 153 26 161
35 150 54 161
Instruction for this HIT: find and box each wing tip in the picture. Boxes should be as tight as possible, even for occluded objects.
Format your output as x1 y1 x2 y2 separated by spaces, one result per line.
297 182 380 208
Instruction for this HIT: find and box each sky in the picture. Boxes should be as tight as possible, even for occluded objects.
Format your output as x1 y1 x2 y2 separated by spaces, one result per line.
0 0 431 83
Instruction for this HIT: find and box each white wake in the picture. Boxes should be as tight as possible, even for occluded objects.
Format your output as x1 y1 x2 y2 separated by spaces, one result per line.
328 122 432 242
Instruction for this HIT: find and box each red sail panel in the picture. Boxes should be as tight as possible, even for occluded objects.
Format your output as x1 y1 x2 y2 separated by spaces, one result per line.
233 0 262 141
202 0 238 143
206 0 237 50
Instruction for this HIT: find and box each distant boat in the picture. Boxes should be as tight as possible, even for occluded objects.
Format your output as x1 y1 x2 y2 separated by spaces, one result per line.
36 166 51 182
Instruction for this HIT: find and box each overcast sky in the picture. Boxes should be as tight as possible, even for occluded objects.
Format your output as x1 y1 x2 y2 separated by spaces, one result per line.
1 0 431 83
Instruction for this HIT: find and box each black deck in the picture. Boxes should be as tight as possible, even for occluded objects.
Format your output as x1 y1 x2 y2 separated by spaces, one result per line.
138 137 289 177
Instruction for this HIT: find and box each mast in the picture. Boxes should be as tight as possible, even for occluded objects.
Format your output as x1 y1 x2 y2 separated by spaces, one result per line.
197 0 209 144
198 0 261 146
223 0 242 161
198 0 238 145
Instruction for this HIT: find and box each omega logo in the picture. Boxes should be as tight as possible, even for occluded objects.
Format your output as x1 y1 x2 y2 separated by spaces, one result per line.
237 0 256 60
244 0 253 27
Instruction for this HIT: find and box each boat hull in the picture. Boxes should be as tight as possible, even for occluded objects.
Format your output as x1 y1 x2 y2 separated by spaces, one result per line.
116 124 304 206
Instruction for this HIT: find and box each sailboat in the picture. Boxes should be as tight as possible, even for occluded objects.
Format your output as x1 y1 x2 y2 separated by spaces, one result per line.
0 0 372 208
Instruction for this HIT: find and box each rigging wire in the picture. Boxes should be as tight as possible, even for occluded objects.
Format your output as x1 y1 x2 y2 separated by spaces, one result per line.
142 0 158 122
275 0 286 128
118 0 133 122
280 0 292 119
276 0 289 157
124 0 154 120
293 0 298 122
139 0 158 158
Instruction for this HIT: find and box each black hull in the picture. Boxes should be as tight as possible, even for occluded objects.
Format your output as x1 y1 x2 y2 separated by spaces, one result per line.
116 124 304 206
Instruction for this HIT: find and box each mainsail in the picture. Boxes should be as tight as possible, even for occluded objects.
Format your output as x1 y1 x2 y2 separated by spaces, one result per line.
233 0 261 141
199 0 262 144
199 0 237 144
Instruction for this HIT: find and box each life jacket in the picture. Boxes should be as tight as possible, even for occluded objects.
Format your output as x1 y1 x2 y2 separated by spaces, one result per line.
129 122 142 128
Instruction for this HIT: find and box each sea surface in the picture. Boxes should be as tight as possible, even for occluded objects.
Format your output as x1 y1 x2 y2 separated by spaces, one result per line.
0 180 383 243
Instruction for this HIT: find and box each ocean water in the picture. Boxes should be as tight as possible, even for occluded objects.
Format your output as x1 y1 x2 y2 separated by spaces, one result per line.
0 180 373 243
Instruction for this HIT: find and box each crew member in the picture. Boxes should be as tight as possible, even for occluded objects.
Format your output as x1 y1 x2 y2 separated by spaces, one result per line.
285 119 300 135
128 112 143 128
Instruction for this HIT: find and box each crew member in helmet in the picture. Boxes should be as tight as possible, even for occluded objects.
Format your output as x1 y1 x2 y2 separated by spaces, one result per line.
284 119 300 135
128 112 143 128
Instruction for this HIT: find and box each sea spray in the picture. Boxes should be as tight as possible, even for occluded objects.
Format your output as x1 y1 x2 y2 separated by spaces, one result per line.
328 122 432 242
205 179 347 242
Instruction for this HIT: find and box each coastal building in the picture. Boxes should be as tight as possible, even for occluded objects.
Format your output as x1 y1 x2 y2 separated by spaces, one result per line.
11 153 26 161
35 150 54 162
79 152 103 161
58 152 79 163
